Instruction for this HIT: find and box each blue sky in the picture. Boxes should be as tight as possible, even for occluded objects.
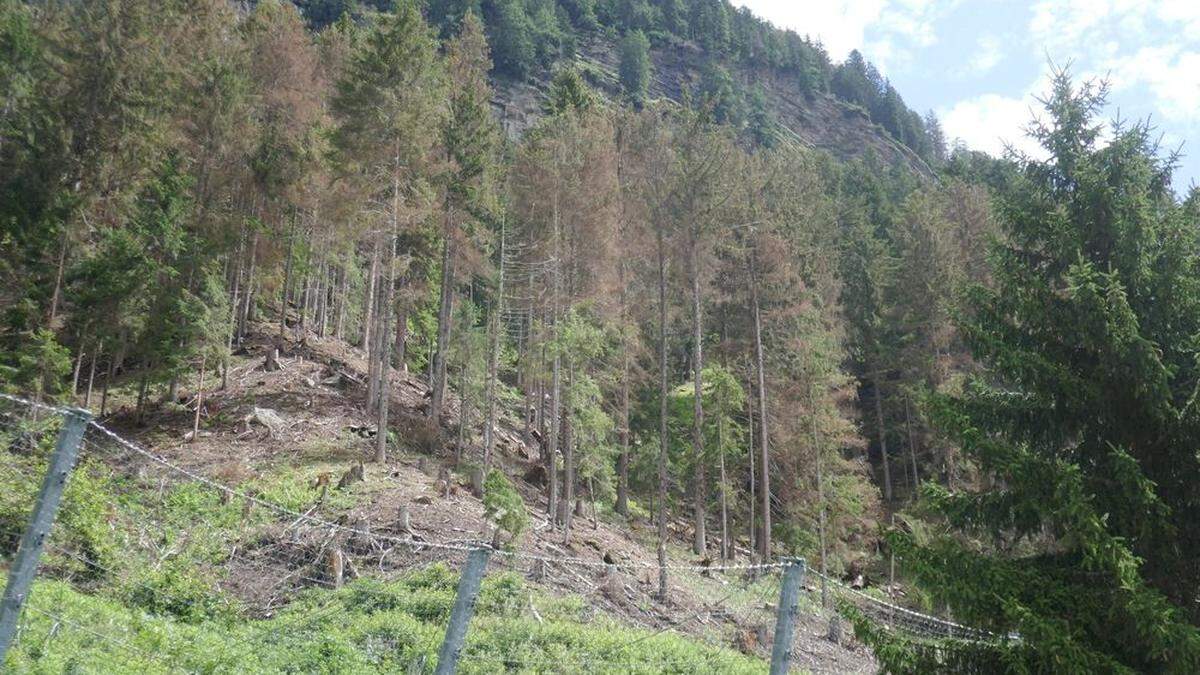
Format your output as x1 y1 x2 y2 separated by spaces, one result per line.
738 0 1200 194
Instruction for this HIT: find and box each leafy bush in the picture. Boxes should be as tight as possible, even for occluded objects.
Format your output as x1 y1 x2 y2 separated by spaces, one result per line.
124 562 239 624
482 469 527 546
9 568 767 674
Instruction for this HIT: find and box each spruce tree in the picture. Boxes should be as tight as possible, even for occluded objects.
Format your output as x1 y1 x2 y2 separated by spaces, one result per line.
618 29 651 106
864 73 1200 673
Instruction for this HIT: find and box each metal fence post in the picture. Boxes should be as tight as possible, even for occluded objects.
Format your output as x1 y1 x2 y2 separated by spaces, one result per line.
435 546 491 675
769 557 806 675
0 407 92 662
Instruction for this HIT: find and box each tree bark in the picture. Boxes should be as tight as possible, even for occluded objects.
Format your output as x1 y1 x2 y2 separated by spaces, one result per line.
691 245 706 556
718 421 729 561
483 222 504 471
750 251 771 561
335 262 347 341
71 339 85 399
656 227 669 600
616 347 631 518
430 216 455 421
366 236 382 412
747 370 755 557
281 210 296 339
810 382 829 607
85 341 100 409
873 372 893 503
225 241 243 391
376 163 401 463
239 232 258 343
905 395 920 495
47 229 68 327
394 305 408 371
362 237 380 352
191 357 207 442
562 360 575 541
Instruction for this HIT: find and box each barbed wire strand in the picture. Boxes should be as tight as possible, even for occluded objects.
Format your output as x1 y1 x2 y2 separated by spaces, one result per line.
3 391 999 649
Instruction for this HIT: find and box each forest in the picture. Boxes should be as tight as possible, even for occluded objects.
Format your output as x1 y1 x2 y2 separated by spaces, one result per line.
3 0 1200 672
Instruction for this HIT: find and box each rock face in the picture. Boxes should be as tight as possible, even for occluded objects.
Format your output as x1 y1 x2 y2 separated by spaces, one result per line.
492 36 935 179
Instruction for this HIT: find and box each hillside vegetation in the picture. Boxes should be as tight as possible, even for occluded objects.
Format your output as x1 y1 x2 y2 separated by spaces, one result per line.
4 0 1200 672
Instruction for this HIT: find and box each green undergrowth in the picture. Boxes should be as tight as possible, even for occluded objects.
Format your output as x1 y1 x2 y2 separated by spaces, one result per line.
1 424 772 673
7 566 768 674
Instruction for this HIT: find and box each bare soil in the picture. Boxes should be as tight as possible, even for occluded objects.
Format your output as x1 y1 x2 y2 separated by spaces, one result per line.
98 325 876 674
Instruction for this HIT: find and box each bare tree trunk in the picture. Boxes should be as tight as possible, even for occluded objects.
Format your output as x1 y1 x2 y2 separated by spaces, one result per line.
239 232 258 343
335 262 347 341
430 212 455 421
85 341 100 409
810 382 829 607
48 229 68 327
315 250 328 338
483 222 504 471
135 373 149 426
562 360 575 541
376 166 401 463
873 372 892 502
905 395 920 495
191 357 207 442
366 237 382 412
746 370 755 557
225 241 243 391
616 348 631 518
362 237 380 351
101 351 115 417
71 338 85 399
718 429 729 561
375 261 392 464
547 206 563 523
656 227 669 600
690 246 706 556
299 234 313 340
456 303 471 465
394 305 408 371
750 252 771 561
280 210 296 339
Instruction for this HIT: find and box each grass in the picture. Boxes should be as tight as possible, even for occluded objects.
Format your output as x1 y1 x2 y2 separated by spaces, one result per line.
0 422 772 674
7 569 768 674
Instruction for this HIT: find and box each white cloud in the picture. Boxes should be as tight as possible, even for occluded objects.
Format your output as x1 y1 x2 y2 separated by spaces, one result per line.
1026 0 1200 129
735 0 887 62
734 0 955 68
960 34 1004 76
940 93 1044 157
1100 47 1200 123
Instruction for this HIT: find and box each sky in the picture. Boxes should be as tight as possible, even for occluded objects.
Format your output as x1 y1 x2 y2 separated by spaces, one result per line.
737 0 1200 193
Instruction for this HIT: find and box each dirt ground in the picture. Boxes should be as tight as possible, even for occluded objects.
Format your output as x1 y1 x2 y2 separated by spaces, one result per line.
97 326 877 674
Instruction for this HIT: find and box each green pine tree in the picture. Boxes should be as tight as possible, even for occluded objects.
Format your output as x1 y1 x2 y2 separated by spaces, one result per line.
864 72 1200 674
618 29 651 106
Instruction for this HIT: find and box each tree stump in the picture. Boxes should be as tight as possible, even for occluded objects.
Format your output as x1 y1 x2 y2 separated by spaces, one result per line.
264 348 281 372
337 461 364 490
327 548 344 588
398 504 411 534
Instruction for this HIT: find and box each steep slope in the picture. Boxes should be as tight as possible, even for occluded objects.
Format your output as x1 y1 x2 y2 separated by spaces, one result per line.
493 35 935 178
26 325 876 673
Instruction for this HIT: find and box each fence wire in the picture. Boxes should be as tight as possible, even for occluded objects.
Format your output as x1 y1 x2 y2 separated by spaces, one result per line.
0 391 1000 673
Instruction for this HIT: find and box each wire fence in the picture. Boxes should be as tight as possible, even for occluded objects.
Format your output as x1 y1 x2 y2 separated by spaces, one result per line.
0 392 1002 673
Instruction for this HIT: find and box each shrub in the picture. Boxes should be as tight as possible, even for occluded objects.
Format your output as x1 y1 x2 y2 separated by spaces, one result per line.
482 470 527 547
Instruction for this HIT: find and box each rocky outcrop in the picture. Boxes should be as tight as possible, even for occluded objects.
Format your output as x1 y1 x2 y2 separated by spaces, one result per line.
492 36 935 179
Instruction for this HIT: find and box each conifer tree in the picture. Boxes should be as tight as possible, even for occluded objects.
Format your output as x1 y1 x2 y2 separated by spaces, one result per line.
865 73 1200 673
430 11 499 423
618 29 651 106
331 0 442 460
